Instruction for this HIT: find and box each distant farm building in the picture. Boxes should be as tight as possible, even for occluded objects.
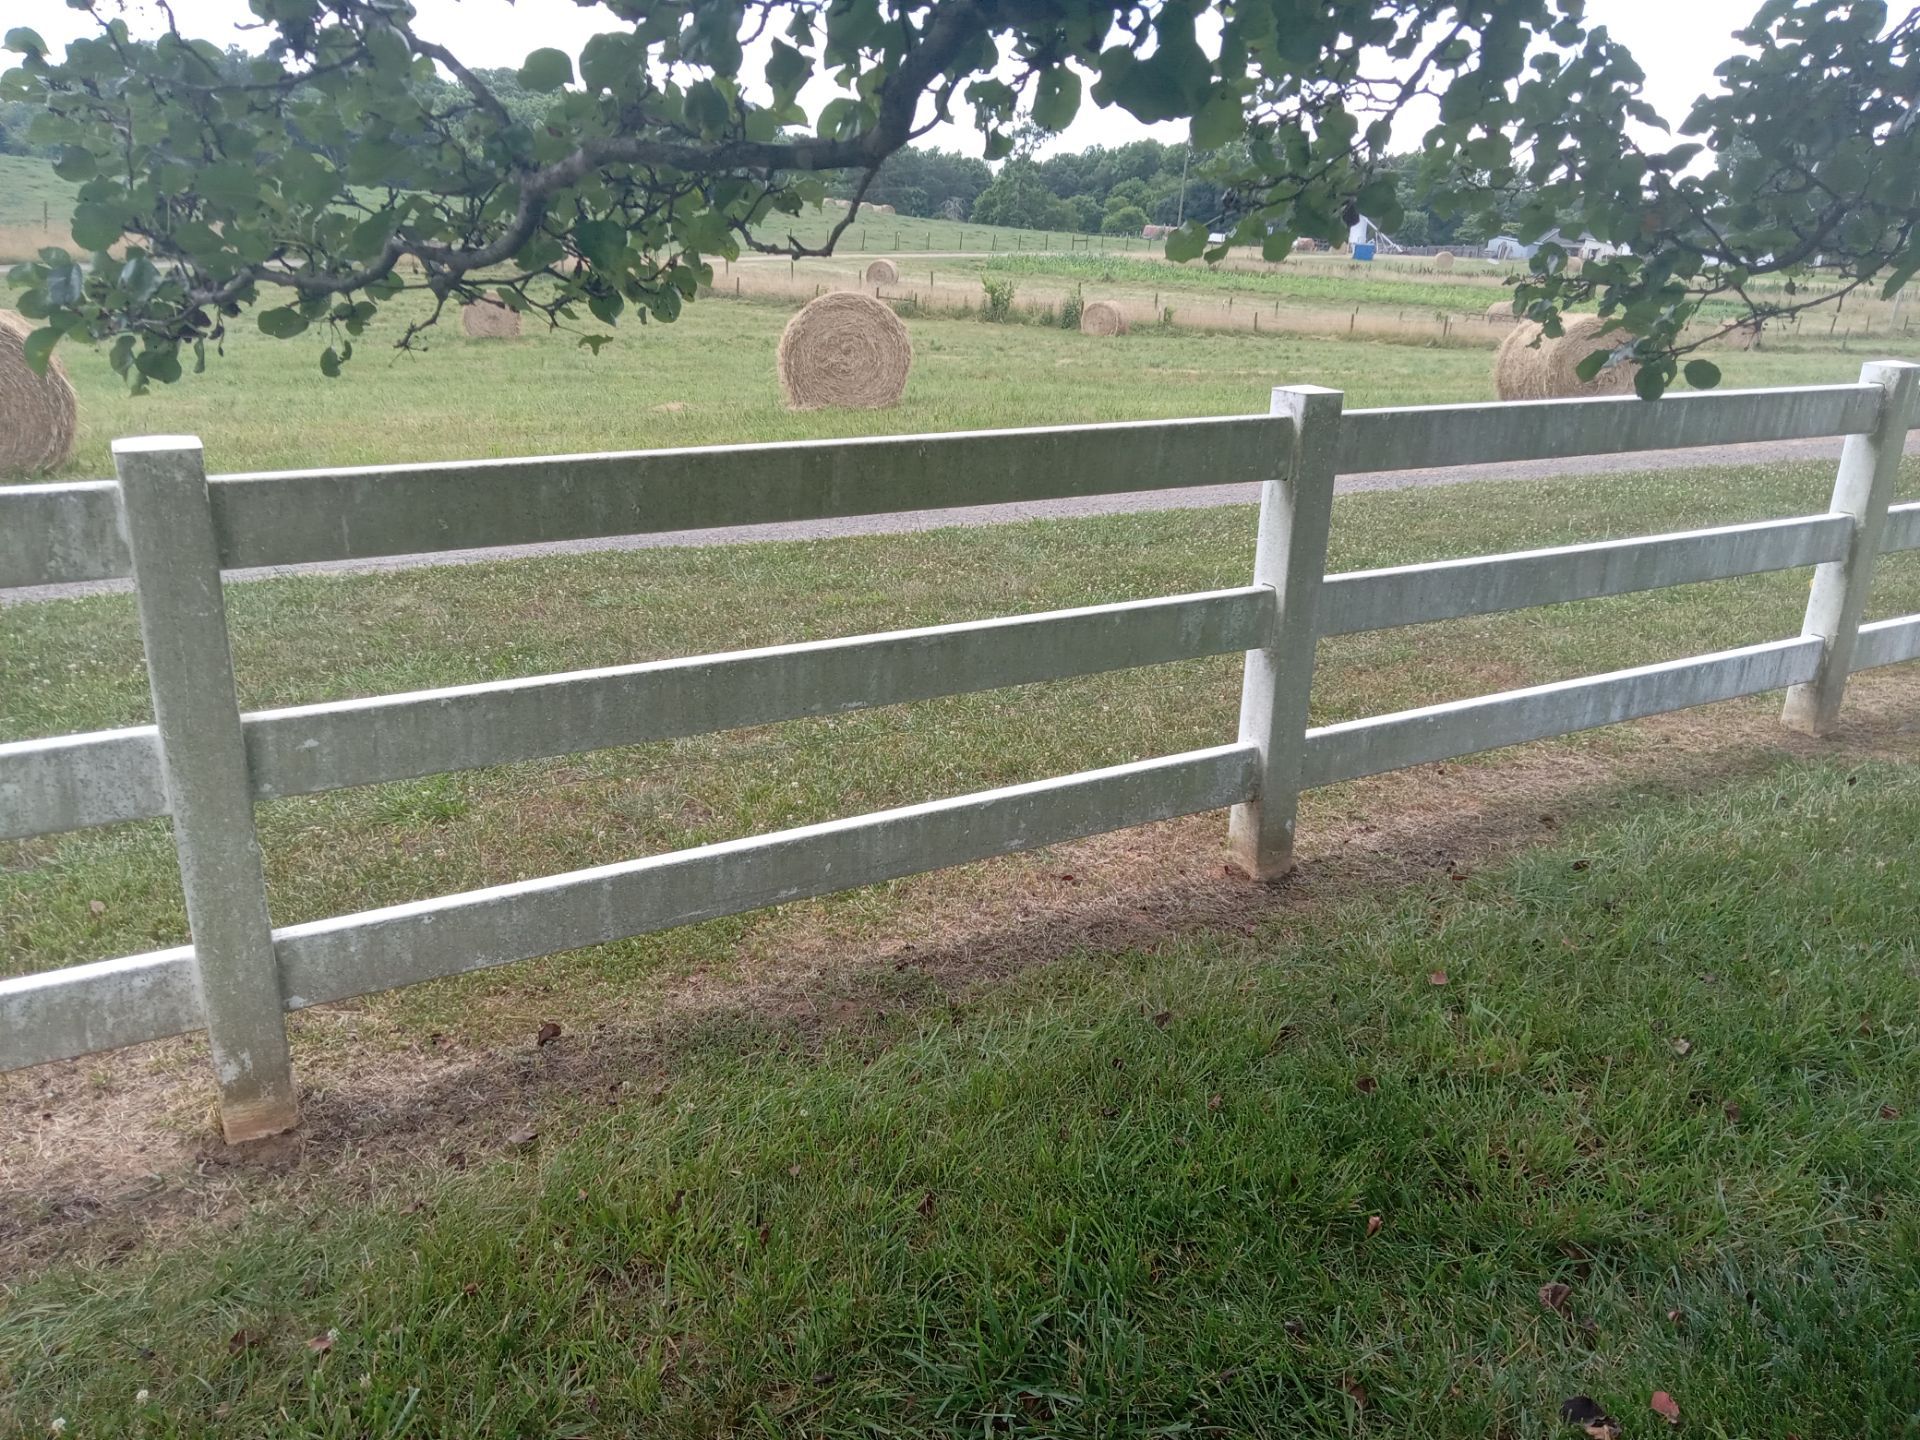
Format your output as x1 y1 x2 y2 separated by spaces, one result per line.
1486 230 1624 262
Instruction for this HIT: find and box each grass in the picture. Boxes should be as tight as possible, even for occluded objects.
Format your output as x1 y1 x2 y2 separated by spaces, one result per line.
5 755 1920 1436
9 288 1909 480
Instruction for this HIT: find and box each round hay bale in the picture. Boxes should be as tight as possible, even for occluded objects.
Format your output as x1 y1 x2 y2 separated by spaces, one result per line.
1294 237 1317 254
1564 255 1585 277
1493 314 1637 401
1434 249 1456 272
776 292 912 410
1080 300 1129 337
0 311 78 477
864 258 899 285
461 300 522 338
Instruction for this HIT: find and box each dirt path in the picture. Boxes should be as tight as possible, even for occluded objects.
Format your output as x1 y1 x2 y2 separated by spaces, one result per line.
7 432 1910 607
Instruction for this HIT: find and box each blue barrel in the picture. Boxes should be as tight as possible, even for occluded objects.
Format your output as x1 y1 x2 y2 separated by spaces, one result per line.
1352 242 1376 261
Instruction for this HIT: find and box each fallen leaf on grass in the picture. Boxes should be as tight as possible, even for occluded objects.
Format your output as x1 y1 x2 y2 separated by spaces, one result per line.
1428 970 1449 986
505 1126 539 1149
535 1021 562 1047
1666 1307 1684 1323
1539 1282 1572 1315
227 1329 266 1355
1207 1093 1223 1112
917 1191 936 1218
1365 1214 1382 1238
306 1333 334 1355
1355 1075 1378 1095
88 899 105 916
1341 1378 1368 1408
1723 1101 1742 1124
1651 1391 1680 1426
1671 1037 1692 1056
1151 1010 1172 1029
1560 1395 1621 1439
1880 1104 1902 1120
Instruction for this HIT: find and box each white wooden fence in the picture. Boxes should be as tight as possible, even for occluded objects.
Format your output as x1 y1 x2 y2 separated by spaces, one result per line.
3 361 1916 1140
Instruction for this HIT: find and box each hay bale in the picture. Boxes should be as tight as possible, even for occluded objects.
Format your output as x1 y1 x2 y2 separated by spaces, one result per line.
1434 249 1455 271
1485 300 1515 318
1723 318 1764 351
0 311 78 477
864 258 899 285
1564 255 1584 277
1080 300 1129 337
461 300 522 338
776 291 912 410
1493 314 1637 401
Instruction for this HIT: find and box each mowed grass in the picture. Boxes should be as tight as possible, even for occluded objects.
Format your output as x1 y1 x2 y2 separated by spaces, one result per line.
5 756 1920 1436
12 288 1910 480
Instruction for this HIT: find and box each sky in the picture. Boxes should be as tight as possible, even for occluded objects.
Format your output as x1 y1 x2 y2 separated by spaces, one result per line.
7 0 1761 158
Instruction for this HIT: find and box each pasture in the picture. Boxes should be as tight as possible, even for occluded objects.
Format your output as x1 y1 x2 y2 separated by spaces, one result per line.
5 153 1920 1438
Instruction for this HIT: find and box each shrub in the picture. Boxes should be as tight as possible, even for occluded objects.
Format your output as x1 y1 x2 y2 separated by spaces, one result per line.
981 276 1017 323
1059 286 1085 332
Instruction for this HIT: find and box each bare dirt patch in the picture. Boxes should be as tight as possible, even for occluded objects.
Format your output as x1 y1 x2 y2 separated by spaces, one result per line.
5 673 1917 1273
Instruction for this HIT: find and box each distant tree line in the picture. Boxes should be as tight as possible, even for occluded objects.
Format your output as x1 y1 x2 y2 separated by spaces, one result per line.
826 139 1231 236
824 140 1557 246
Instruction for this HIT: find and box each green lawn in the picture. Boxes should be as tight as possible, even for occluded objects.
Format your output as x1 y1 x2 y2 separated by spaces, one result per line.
4 755 1919 1436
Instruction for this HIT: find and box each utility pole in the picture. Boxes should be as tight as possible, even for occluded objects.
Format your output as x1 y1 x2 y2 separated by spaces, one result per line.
1176 145 1191 227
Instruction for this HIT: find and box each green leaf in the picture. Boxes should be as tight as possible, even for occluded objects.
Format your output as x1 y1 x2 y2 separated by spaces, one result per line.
52 146 95 182
320 346 342 378
572 218 626 270
1683 358 1722 390
69 203 122 251
518 47 573 93
1634 362 1670 401
4 28 47 58
1165 223 1208 263
257 307 310 338
21 326 58 376
683 80 730 135
587 288 625 325
119 254 161 303
1574 349 1608 383
1033 68 1081 133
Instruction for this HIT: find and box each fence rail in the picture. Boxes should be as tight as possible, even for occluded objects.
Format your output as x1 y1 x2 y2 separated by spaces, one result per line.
3 364 1916 1141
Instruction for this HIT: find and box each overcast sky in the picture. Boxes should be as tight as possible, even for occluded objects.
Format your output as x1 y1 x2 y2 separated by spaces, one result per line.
9 0 1763 156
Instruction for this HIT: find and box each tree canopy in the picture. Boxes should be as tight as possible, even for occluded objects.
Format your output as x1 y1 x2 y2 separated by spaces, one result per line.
2 0 1916 397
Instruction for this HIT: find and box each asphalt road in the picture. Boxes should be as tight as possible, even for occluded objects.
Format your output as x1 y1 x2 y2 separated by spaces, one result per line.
6 430 1911 607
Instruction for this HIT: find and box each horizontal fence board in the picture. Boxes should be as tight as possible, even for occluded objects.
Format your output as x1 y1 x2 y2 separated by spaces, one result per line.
207 416 1292 569
0 481 128 589
1884 502 1920 554
1302 637 1823 787
1336 384 1879 475
1852 615 1920 672
0 947 200 1070
273 744 1260 1010
244 588 1273 799
1320 514 1851 636
0 727 166 840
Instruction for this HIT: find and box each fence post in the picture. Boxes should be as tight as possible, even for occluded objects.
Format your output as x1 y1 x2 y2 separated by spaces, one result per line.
1228 385 1343 880
115 436 298 1143
1782 359 1920 735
